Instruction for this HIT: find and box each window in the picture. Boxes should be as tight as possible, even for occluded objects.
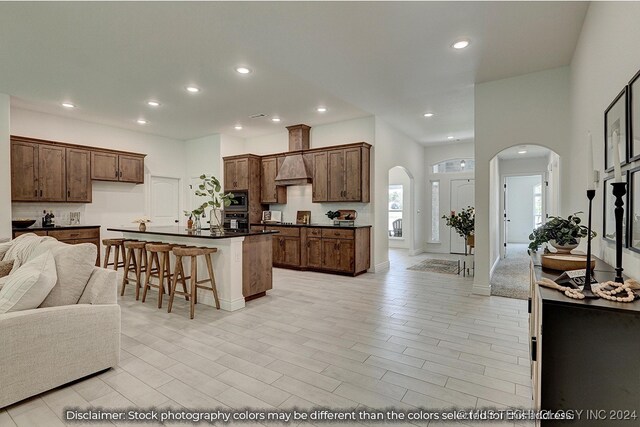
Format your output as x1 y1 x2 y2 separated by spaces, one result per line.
431 181 440 242
432 159 475 174
388 185 403 237
533 183 543 228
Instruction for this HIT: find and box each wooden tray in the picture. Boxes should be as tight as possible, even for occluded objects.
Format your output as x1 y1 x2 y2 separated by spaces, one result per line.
541 254 596 271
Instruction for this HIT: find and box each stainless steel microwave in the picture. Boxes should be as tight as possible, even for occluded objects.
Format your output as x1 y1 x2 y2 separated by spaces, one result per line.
225 191 248 211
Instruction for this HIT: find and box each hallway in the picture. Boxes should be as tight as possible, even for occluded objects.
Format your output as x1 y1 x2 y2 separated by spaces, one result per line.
490 244 531 300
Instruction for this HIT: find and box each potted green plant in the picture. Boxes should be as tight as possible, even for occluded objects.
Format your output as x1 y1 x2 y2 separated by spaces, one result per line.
185 175 235 233
442 207 475 255
528 212 596 253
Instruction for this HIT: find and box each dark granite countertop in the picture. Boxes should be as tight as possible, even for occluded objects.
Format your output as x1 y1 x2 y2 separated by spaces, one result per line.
13 225 101 232
108 226 278 239
251 222 371 229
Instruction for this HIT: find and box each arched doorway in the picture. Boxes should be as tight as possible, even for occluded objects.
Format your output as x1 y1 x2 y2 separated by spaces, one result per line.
388 166 415 256
489 144 561 299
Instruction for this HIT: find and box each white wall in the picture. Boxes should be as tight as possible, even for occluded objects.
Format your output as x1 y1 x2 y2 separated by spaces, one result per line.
474 67 571 295
10 108 186 244
489 157 501 275
388 166 411 249
424 141 474 254
0 94 10 240
569 2 640 280
185 134 221 213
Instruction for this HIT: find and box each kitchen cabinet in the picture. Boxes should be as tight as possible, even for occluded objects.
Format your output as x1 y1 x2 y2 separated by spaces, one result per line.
322 144 370 202
66 148 92 202
305 228 323 269
322 238 355 273
12 226 101 266
38 145 66 202
10 140 39 201
91 152 145 184
311 151 328 202
224 158 249 190
266 226 301 268
261 156 287 204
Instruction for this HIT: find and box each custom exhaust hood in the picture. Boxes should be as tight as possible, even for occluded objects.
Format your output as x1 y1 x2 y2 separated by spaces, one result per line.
274 124 313 186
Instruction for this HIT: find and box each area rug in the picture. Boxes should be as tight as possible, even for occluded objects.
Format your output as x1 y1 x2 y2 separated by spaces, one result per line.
407 259 459 274
490 244 531 300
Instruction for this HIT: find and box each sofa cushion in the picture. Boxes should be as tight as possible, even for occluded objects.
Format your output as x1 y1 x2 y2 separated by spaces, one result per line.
36 242 97 308
0 241 12 261
0 252 57 313
0 260 14 278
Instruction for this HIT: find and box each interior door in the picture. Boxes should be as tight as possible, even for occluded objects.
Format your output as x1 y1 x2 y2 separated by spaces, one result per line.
150 176 181 226
505 175 543 245
450 179 475 254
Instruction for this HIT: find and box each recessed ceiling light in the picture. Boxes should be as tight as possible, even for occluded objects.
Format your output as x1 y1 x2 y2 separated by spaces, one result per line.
137 119 148 125
317 106 327 113
452 39 470 49
271 117 281 122
518 150 527 154
186 86 200 93
234 125 243 130
423 112 434 118
235 67 251 74
447 136 454 140
61 102 75 108
147 100 160 107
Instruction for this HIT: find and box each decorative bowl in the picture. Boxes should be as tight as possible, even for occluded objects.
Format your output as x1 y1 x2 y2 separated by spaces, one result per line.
541 254 596 271
12 219 36 229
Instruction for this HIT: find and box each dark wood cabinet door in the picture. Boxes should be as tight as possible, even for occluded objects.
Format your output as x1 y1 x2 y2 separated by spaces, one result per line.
306 237 323 268
281 236 301 267
66 148 92 202
321 238 340 270
312 151 328 202
344 147 362 201
327 149 345 201
224 159 236 191
91 151 119 181
272 236 283 264
235 158 249 190
261 157 278 203
335 239 355 272
118 155 144 183
11 140 39 201
38 144 66 202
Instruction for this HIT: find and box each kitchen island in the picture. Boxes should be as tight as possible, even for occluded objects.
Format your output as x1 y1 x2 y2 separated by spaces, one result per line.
108 226 277 311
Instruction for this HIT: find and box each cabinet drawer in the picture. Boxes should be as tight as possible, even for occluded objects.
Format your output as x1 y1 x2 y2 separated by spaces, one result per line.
307 227 323 237
251 226 265 232
13 230 47 238
266 226 300 237
321 228 354 239
48 228 99 240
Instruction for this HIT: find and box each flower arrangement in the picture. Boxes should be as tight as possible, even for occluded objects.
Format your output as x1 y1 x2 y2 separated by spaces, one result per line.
185 175 236 231
442 207 475 238
132 216 151 231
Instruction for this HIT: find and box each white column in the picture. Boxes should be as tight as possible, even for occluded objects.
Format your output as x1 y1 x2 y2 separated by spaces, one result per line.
0 94 10 240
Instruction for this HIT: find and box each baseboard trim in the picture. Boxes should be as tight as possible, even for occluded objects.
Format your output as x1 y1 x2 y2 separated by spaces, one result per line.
489 256 500 278
409 247 425 256
472 283 491 296
371 261 390 273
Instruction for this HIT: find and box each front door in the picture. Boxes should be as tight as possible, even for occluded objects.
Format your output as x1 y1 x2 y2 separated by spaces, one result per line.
450 179 475 254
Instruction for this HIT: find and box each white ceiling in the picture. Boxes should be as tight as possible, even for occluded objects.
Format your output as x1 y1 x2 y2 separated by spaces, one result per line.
0 2 588 145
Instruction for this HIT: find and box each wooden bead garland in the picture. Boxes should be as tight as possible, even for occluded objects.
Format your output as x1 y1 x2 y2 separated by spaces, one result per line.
536 278 585 299
537 278 640 303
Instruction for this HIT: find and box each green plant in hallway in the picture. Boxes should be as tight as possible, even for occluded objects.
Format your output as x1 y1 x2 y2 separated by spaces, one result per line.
528 212 596 253
442 207 475 255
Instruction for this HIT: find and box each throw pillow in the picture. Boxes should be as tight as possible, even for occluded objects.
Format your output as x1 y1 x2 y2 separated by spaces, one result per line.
0 241 12 260
0 252 57 313
38 242 97 307
0 259 14 278
3 233 53 274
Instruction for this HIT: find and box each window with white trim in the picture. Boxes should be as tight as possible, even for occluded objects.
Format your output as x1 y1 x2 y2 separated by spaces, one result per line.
432 159 475 174
431 181 440 242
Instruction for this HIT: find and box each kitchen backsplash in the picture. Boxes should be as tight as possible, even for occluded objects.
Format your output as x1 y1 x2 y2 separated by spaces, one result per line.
12 203 86 227
268 184 372 225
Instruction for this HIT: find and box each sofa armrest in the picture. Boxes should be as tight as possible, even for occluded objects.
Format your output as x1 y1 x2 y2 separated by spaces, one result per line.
0 304 121 408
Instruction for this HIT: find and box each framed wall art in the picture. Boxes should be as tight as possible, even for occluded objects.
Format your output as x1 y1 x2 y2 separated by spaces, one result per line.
603 174 629 245
629 69 640 162
629 166 640 253
604 87 628 172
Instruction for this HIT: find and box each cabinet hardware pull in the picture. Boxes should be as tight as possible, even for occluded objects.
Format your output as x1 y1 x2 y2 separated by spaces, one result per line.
68 190 70 197
531 337 537 362
40 189 42 197
115 170 118 177
307 241 310 248
34 190 37 197
528 298 532 314
119 170 122 178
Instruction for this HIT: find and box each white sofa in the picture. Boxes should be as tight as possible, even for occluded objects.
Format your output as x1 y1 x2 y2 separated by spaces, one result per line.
0 234 121 408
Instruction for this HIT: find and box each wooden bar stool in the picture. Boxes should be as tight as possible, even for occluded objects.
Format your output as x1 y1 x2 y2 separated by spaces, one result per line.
168 246 220 319
102 238 126 270
121 240 158 300
142 243 189 308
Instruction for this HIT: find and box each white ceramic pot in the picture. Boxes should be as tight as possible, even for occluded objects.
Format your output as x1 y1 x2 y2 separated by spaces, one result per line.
549 238 579 254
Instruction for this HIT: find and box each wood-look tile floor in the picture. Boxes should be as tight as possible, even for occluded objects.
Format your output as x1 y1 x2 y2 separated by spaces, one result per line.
2 249 534 427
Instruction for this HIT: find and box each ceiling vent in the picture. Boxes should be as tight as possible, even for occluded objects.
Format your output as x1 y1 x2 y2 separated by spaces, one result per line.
249 113 266 119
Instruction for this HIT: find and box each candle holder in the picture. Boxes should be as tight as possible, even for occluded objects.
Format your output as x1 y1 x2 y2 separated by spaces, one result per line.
583 189 597 298
611 182 627 283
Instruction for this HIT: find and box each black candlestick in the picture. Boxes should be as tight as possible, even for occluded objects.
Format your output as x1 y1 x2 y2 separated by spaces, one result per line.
583 189 597 298
611 182 627 283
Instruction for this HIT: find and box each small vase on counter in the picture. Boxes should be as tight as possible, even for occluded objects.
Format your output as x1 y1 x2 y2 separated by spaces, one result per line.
139 223 146 232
